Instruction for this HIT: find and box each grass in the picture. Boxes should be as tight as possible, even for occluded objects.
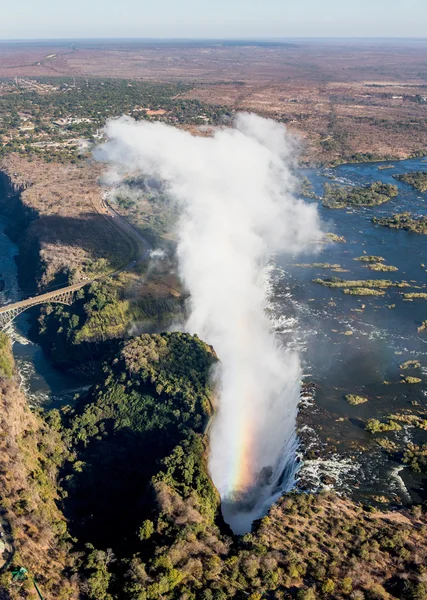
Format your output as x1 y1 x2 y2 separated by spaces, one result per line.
367 263 398 272
322 181 398 209
366 419 402 433
354 255 385 262
325 233 346 243
294 263 341 269
401 375 422 384
313 277 408 289
0 333 14 378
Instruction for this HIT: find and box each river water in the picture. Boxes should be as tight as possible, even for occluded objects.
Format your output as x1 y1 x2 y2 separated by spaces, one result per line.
271 156 427 506
1 157 426 507
0 215 84 407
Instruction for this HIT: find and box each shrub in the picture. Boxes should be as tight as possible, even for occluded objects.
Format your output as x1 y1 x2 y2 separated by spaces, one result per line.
322 579 336 594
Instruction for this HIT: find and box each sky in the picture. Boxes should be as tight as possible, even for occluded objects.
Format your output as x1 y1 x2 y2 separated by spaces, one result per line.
1 0 426 40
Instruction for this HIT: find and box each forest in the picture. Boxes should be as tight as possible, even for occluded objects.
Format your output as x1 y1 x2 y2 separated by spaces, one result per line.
2 328 427 600
322 182 398 209
0 78 232 163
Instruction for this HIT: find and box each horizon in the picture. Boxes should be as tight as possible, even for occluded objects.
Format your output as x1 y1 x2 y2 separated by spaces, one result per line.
1 35 427 43
3 0 427 40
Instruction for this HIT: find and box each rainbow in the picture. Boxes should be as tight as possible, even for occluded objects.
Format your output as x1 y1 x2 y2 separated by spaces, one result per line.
226 412 255 498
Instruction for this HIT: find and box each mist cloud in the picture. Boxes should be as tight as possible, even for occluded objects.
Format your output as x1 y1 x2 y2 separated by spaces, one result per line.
95 113 322 533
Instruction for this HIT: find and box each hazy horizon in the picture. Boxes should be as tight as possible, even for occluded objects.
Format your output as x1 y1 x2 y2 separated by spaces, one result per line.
1 36 427 42
2 0 427 40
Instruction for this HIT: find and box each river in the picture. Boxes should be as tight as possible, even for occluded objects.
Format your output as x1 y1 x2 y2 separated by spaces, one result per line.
0 214 85 408
1 157 426 507
271 156 427 506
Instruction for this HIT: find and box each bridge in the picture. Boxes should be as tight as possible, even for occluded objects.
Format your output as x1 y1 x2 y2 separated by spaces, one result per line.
0 193 151 332
0 281 88 331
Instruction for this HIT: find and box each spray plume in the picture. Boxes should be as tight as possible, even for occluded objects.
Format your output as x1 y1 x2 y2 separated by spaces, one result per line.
95 113 322 533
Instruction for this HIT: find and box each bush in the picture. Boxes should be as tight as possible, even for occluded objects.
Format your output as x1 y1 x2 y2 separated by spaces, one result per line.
322 579 336 594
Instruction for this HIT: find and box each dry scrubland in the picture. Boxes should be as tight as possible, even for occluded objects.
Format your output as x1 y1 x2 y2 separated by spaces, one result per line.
0 155 133 288
1 39 427 287
0 344 78 599
1 39 427 163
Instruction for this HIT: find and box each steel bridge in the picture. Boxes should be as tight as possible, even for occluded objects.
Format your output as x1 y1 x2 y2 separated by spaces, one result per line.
0 282 87 331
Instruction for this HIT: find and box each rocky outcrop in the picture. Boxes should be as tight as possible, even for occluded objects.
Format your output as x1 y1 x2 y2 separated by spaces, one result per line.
0 170 41 292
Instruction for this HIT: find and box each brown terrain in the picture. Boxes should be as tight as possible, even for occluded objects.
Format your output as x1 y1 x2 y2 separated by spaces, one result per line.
0 39 426 285
0 357 79 599
0 155 134 289
1 39 427 163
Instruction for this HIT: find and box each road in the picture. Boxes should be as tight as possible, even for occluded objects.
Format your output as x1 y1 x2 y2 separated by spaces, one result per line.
0 193 152 321
98 192 151 261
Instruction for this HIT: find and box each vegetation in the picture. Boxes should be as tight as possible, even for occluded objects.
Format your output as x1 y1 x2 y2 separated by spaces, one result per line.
322 181 398 208
59 332 217 558
401 375 422 384
114 490 427 600
298 176 318 199
345 394 368 405
0 78 232 162
400 360 421 370
366 418 402 433
313 277 407 289
109 179 180 246
403 293 427 300
0 332 14 378
37 278 184 370
353 256 398 271
0 341 79 598
294 263 340 269
373 212 427 234
386 413 427 429
2 69 427 600
313 277 409 295
404 444 427 473
367 263 398 272
355 255 385 262
343 287 385 296
325 233 346 243
393 171 427 193
4 326 427 600
1 331 219 600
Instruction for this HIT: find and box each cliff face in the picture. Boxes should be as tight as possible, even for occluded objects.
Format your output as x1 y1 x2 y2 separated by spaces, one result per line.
0 155 131 292
0 337 78 600
0 170 43 292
